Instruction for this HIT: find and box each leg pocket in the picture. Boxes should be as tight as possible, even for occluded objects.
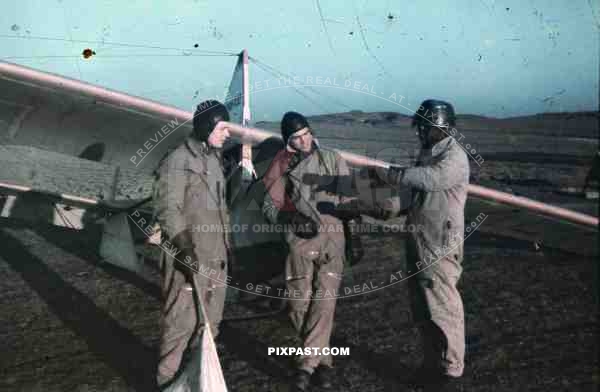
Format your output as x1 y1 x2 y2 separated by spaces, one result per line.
412 264 460 323
286 248 314 283
199 259 228 306
163 283 197 338
312 255 343 313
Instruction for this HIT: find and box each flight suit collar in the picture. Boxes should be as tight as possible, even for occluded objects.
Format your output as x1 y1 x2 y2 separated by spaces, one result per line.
416 137 453 167
431 136 454 158
184 136 209 158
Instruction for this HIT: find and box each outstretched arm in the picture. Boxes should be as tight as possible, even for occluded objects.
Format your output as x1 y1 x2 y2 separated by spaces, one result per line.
387 147 469 191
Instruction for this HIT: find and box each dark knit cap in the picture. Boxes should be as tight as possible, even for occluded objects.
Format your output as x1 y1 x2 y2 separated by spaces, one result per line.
193 100 230 142
281 111 310 144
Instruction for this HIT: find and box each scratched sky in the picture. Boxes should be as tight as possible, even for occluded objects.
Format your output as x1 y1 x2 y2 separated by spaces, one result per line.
1 0 598 120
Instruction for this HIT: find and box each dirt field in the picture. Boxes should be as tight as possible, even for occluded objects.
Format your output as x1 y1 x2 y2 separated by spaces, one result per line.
0 206 597 392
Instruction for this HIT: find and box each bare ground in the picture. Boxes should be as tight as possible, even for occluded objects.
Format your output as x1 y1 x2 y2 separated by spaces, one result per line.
0 197 597 391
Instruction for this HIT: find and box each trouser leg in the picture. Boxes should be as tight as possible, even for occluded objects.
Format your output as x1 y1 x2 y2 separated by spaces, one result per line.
157 264 197 387
419 322 447 371
290 251 343 372
156 256 228 387
286 258 313 342
285 232 345 372
285 244 315 373
300 260 343 370
194 258 228 338
287 281 315 373
440 284 465 377
410 258 465 377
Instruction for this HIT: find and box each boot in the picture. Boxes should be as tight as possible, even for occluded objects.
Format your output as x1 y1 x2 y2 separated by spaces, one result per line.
313 365 334 389
291 369 312 392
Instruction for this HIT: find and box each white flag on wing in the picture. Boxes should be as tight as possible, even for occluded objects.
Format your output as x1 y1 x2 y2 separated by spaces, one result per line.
225 50 255 182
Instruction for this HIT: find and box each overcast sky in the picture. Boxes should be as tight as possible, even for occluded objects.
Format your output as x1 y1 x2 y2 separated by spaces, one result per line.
1 0 599 120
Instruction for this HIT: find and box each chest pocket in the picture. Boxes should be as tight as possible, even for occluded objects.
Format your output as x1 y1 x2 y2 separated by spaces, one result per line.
186 156 224 211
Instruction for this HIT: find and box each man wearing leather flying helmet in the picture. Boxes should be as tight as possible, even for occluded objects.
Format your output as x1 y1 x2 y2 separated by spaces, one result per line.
153 100 231 388
262 111 352 391
375 99 470 390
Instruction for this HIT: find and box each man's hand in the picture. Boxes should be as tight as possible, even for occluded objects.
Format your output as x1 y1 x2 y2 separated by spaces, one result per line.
332 197 401 221
334 199 367 220
302 173 356 197
366 167 388 188
171 230 197 283
373 197 403 220
174 248 197 283
386 166 405 185
292 213 319 239
279 210 319 239
333 198 403 221
366 166 405 187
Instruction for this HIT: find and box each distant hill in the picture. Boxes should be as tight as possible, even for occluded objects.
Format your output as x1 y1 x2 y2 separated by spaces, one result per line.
259 110 600 139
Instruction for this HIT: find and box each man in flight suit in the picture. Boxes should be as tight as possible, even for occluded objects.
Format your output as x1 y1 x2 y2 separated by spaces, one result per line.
375 99 469 390
153 100 231 389
261 111 351 391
